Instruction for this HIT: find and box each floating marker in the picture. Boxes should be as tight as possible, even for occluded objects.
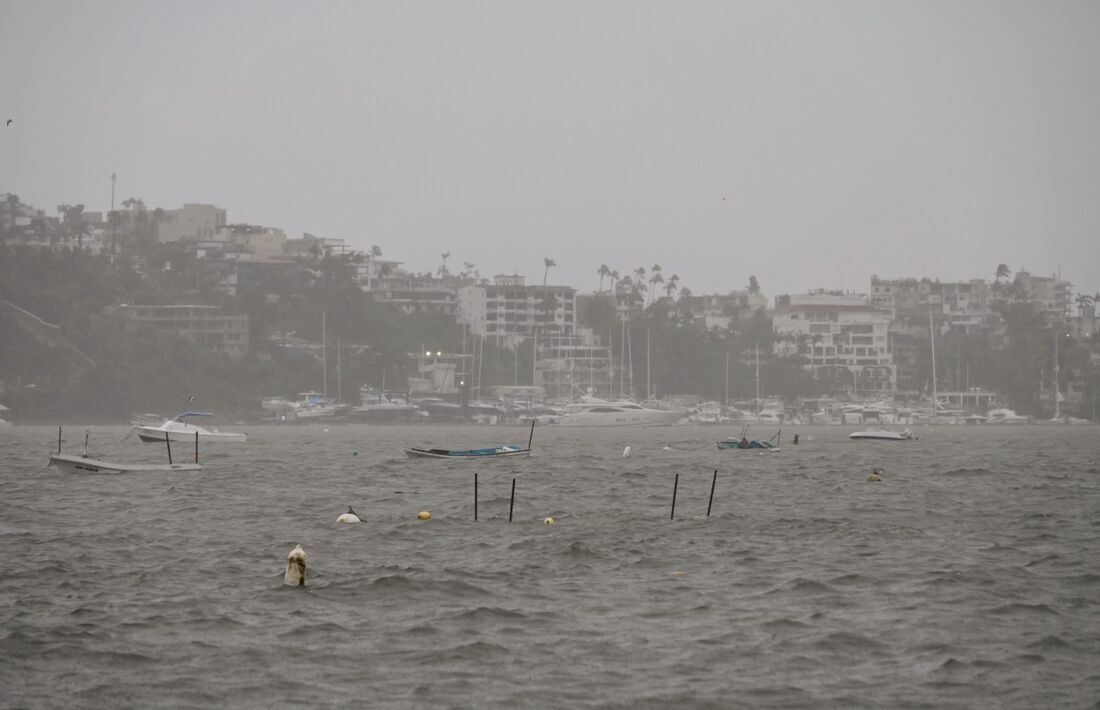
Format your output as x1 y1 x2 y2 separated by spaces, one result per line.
509 478 516 523
284 544 307 587
543 516 555 525
670 473 679 520
336 507 361 523
418 511 431 520
868 468 882 482
706 469 717 517
622 446 631 458
474 472 479 521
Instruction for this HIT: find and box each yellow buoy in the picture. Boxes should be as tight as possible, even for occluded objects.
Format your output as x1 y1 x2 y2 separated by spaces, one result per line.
672 570 686 576
543 516 555 525
867 469 882 482
417 511 431 520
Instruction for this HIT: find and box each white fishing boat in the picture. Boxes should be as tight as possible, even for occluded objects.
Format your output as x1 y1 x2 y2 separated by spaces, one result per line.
849 427 916 441
49 453 202 474
132 411 247 443
554 397 684 427
49 427 203 474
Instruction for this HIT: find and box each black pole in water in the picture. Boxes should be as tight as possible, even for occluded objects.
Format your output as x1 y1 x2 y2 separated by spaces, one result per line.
706 469 718 517
508 478 516 522
527 419 536 450
57 425 62 454
474 472 479 521
194 431 199 463
165 431 173 464
671 473 679 520
83 430 89 458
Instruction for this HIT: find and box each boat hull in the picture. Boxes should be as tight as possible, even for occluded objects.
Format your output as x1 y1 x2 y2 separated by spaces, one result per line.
49 453 202 474
403 447 531 460
134 426 246 443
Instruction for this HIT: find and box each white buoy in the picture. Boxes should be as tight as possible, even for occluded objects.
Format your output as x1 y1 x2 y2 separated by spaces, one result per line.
284 544 307 587
622 446 631 458
336 507 361 523
543 516 555 525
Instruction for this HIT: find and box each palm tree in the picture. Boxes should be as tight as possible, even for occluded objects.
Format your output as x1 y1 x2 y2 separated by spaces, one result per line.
438 252 450 277
1077 293 1095 319
647 271 664 306
664 274 680 300
748 275 760 295
597 264 610 293
994 264 1011 299
609 270 620 293
542 257 556 286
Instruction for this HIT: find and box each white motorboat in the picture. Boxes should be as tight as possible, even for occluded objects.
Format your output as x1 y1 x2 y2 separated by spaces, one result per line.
290 392 347 420
349 388 419 422
849 427 916 441
132 411 247 443
554 397 684 427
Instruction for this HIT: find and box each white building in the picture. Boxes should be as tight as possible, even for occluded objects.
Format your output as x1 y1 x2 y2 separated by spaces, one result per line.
773 291 896 394
157 204 227 242
457 274 576 339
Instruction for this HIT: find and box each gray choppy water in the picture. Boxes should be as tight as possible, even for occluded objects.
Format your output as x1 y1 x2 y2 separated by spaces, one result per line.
1 423 1098 708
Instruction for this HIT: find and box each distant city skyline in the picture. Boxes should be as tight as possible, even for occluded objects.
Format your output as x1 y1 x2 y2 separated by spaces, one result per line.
2 1 1097 297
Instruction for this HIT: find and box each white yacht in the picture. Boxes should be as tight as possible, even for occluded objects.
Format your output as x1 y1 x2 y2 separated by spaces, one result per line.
555 397 684 427
132 411 247 443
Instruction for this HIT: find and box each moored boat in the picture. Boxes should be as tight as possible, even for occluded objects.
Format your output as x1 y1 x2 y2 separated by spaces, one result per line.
849 427 916 441
132 411 247 443
554 397 683 427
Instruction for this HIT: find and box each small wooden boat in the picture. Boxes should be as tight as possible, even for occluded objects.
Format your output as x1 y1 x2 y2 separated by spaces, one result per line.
49 426 203 473
405 421 534 459
404 445 531 460
717 427 782 451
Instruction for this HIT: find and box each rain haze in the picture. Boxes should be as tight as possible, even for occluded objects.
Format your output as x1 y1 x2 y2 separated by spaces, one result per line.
3 4 1100 708
2 0 1098 295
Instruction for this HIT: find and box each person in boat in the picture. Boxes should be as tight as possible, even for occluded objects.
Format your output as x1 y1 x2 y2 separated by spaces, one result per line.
737 436 750 449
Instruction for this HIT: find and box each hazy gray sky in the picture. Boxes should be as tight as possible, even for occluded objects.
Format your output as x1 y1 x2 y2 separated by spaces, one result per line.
2 0 1097 297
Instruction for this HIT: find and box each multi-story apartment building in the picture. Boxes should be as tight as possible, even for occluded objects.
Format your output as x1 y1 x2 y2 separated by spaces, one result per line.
773 291 895 394
457 274 576 339
675 290 768 331
533 331 612 400
1012 271 1073 320
214 224 287 261
106 304 250 356
870 276 994 335
373 272 459 316
156 204 227 243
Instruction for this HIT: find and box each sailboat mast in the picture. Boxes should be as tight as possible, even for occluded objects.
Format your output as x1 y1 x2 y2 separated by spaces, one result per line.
754 343 760 415
1054 330 1061 419
322 310 327 399
929 310 937 419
